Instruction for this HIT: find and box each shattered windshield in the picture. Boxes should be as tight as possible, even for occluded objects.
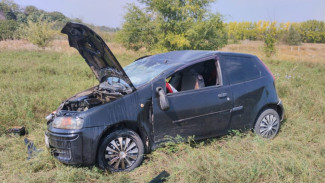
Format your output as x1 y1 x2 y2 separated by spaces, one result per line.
124 57 175 88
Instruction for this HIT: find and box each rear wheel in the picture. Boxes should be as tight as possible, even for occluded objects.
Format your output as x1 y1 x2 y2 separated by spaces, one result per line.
97 129 144 172
254 109 280 139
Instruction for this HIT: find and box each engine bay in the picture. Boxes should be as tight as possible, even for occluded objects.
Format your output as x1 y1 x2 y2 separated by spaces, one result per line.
60 81 132 112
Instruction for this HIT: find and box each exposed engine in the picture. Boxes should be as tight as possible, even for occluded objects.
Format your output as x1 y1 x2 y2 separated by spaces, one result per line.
61 81 132 112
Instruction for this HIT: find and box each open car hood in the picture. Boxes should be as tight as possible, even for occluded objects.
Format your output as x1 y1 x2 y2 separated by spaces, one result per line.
61 22 135 91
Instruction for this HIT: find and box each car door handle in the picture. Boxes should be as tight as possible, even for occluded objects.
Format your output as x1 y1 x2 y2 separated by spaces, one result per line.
218 93 228 98
232 106 243 112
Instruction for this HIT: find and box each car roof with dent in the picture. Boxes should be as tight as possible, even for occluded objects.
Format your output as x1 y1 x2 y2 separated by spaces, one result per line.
144 50 217 66
139 50 256 70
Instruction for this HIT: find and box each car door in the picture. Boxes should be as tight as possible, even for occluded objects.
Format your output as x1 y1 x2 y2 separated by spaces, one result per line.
219 54 264 130
151 62 232 143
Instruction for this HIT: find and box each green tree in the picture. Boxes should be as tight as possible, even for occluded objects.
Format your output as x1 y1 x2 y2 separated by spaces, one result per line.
299 20 325 43
44 11 67 22
0 0 16 20
263 22 277 57
117 5 156 51
118 0 227 51
186 13 227 50
16 12 27 23
19 18 57 49
24 5 38 15
26 11 42 22
0 19 19 40
286 25 301 45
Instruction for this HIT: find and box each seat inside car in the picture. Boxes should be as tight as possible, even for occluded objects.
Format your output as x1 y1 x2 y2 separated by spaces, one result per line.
167 59 219 93
181 67 205 91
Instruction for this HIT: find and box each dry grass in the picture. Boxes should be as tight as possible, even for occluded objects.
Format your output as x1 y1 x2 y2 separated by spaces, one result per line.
1 39 325 64
221 40 325 63
0 39 149 67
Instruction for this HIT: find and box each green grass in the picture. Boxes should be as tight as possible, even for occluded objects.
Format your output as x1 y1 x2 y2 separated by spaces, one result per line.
0 50 324 182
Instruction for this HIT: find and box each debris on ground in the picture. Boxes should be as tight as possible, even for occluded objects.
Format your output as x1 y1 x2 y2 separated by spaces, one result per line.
149 170 170 183
7 126 27 136
24 138 42 160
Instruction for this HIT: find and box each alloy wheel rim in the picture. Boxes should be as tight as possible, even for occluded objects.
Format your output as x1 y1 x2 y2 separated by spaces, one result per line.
259 114 279 138
105 137 139 170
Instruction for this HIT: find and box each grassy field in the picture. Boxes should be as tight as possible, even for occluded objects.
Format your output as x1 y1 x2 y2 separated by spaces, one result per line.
0 40 324 182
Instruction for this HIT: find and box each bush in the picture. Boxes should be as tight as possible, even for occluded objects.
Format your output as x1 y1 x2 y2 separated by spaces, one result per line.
286 25 301 45
19 18 57 49
0 19 19 40
263 22 277 57
263 32 276 57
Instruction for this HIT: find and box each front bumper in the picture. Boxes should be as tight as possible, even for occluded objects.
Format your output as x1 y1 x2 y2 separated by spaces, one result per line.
45 131 83 165
45 124 107 165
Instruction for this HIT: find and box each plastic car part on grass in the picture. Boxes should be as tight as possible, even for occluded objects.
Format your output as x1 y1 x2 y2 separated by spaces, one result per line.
24 138 42 160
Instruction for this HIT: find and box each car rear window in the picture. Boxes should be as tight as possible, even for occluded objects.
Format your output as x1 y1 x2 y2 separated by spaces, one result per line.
221 56 261 85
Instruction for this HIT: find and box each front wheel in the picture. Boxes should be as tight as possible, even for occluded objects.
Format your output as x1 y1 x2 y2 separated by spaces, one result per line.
97 129 144 172
254 109 281 139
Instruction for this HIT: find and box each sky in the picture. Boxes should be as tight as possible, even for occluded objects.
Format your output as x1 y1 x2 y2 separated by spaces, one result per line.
14 0 325 28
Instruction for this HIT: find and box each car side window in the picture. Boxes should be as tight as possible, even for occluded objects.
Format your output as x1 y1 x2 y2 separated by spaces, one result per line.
222 56 261 85
166 59 222 94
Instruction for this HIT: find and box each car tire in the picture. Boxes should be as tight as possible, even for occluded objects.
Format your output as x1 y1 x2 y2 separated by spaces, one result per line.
97 129 144 172
254 108 281 139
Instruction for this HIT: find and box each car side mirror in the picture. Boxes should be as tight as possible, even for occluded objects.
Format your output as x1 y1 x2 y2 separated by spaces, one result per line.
156 87 170 111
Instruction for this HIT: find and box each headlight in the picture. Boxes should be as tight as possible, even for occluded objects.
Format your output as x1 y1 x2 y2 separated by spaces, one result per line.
45 114 53 121
45 111 56 121
52 117 84 130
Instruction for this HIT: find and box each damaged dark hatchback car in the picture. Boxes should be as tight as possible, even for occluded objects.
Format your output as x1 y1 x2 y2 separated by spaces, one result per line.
45 22 284 172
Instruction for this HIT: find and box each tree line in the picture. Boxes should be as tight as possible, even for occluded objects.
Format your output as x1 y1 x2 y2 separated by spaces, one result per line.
227 20 325 45
0 0 118 47
0 0 70 41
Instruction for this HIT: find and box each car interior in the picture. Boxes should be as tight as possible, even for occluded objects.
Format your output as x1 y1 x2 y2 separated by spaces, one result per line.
166 59 221 94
